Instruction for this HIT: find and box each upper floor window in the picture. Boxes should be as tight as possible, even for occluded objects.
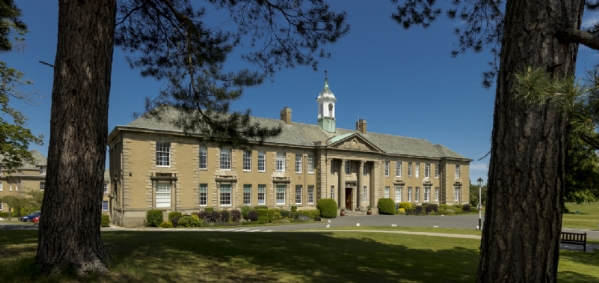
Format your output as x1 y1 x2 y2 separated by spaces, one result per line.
395 161 402 177
156 142 170 167
307 155 314 173
424 163 430 178
345 161 352 175
295 154 302 173
455 164 461 178
258 151 266 172
102 201 109 211
40 182 45 191
199 147 207 169
103 183 108 193
415 162 420 178
243 150 252 171
40 166 46 175
435 164 439 178
363 163 368 175
220 148 231 170
276 152 285 172
408 162 412 177
384 161 390 177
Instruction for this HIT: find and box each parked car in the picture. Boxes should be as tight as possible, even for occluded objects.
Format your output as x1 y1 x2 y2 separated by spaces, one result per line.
32 215 40 223
20 211 41 222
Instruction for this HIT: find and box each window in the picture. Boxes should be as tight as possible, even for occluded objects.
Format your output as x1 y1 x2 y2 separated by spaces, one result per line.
199 147 207 169
384 161 390 177
103 183 108 193
199 184 207 206
308 186 314 204
435 187 439 202
395 186 402 202
363 186 367 202
415 163 420 178
0 182 2 192
276 153 285 172
220 148 231 170
243 184 252 205
156 142 170 167
415 187 420 202
40 166 46 175
156 183 171 208
408 187 412 202
454 186 461 202
408 162 412 177
424 187 430 202
363 163 368 175
102 201 108 211
258 185 266 205
220 184 231 206
40 182 45 191
455 165 461 178
295 154 303 173
308 155 314 173
243 150 252 171
395 161 402 177
331 160 335 174
295 185 302 204
258 151 266 172
0 201 2 210
276 185 286 205
384 186 390 198
425 163 430 178
435 164 439 178
345 161 351 174
331 186 335 199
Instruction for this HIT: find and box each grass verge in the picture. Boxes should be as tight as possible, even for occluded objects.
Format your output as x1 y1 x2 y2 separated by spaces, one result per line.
563 202 599 230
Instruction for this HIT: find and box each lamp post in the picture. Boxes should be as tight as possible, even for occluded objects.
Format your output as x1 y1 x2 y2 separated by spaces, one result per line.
477 177 483 230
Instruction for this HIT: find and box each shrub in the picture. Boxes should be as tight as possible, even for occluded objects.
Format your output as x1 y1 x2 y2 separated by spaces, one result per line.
146 210 163 227
240 205 253 220
398 202 413 212
291 206 297 213
298 209 320 220
101 214 110 227
280 209 290 219
219 210 230 223
204 207 214 213
470 206 478 213
444 209 455 215
462 204 471 212
317 199 337 218
426 204 438 213
202 211 219 223
231 210 242 222
171 216 181 228
256 209 281 223
178 215 201 227
377 198 395 215
0 212 9 218
254 205 268 210
397 208 405 214
248 210 258 221
159 221 173 228
421 203 429 208
414 206 423 215
168 211 183 222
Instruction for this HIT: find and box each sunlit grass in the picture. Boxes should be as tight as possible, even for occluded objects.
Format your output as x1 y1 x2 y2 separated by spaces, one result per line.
563 202 599 230
0 230 597 283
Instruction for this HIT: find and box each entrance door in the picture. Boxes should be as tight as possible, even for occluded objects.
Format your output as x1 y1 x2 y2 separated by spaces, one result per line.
345 188 352 210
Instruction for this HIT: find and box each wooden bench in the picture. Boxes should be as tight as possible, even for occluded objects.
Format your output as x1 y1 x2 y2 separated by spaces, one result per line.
560 232 587 252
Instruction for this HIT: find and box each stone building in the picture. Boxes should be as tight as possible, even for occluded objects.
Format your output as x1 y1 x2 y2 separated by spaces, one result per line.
107 79 471 227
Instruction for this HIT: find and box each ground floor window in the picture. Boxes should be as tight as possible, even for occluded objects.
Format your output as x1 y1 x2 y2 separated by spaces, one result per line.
156 183 171 208
363 186 367 203
454 186 461 202
0 201 3 211
408 187 412 202
276 185 286 205
258 185 266 205
395 186 402 202
244 184 252 205
295 185 302 204
424 187 430 202
435 187 439 202
200 184 207 206
220 184 231 206
40 182 45 191
308 186 314 204
384 186 390 198
102 201 109 211
331 186 335 199
415 187 420 202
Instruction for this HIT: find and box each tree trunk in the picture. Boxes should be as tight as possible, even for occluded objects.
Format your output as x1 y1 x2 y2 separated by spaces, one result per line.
36 1 116 274
477 0 584 282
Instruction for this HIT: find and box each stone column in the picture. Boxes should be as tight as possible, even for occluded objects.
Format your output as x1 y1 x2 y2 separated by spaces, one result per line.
339 159 346 209
358 160 365 209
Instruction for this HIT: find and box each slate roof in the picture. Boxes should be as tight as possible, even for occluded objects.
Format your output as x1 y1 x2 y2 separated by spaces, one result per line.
0 150 47 170
124 108 470 161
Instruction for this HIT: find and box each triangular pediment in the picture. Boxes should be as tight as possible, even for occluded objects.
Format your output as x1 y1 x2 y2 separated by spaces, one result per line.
328 133 382 153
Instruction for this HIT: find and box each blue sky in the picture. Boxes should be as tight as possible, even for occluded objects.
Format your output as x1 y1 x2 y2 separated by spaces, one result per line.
3 1 599 184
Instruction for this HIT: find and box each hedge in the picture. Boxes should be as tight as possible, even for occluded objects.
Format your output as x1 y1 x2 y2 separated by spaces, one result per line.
178 215 201 227
298 209 320 220
101 214 110 227
160 221 173 228
168 211 183 222
377 198 395 215
398 202 413 212
256 209 281 223
146 210 163 227
317 199 337 218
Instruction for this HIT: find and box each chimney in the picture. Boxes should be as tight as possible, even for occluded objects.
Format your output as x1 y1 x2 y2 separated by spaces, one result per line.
280 107 292 124
356 119 367 134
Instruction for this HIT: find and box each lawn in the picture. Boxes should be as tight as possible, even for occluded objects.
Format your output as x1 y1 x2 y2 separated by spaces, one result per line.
563 202 599 230
1 230 598 283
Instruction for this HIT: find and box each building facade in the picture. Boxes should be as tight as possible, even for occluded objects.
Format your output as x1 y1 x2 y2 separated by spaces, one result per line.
107 80 471 227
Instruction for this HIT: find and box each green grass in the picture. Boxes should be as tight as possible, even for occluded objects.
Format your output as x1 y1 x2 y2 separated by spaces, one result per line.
1 230 598 283
306 226 483 236
563 202 599 230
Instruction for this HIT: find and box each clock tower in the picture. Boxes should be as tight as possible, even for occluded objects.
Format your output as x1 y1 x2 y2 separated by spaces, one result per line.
317 72 336 133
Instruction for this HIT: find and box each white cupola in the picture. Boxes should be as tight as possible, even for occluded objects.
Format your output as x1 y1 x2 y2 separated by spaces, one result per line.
316 72 336 133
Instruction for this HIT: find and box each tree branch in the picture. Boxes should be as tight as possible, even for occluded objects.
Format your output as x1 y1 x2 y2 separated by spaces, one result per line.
557 28 599 50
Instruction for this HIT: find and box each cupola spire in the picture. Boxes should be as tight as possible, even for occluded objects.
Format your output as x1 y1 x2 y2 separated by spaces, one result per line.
316 70 336 132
